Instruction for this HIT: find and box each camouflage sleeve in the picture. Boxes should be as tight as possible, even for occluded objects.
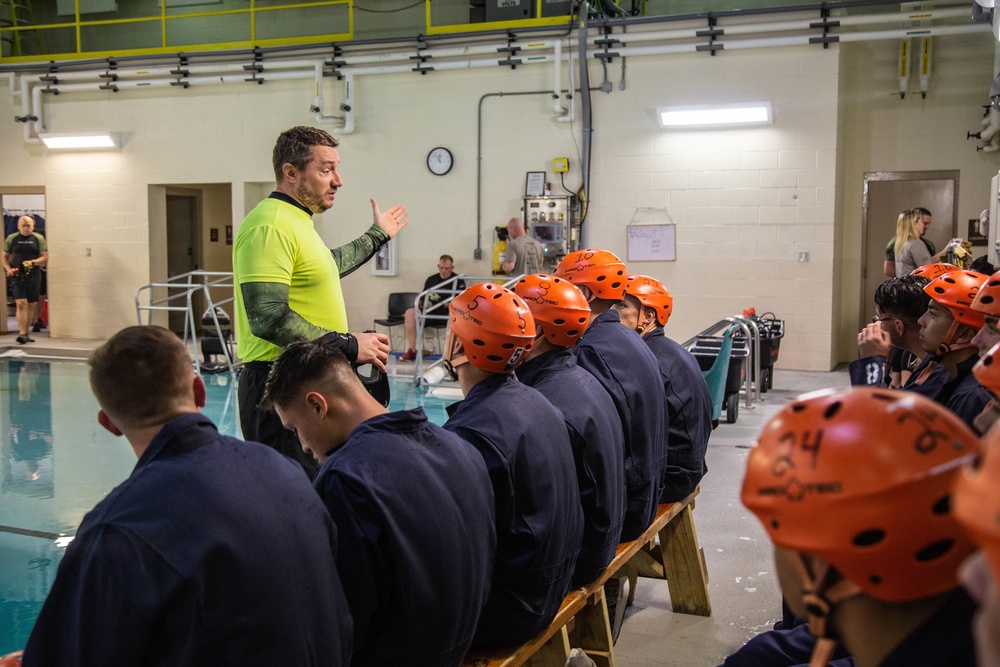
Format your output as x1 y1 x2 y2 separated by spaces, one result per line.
330 224 390 278
240 282 358 359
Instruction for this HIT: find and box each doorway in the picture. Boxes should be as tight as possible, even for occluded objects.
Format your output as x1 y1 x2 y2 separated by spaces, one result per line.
166 193 202 335
861 171 960 328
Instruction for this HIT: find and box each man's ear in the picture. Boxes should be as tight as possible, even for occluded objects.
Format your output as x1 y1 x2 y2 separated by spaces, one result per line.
97 409 123 437
281 162 298 182
956 324 979 345
304 390 329 418
193 374 207 409
641 306 657 329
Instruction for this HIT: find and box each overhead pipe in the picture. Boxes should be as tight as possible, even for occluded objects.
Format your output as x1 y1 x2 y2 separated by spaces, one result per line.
898 38 910 99
578 2 592 249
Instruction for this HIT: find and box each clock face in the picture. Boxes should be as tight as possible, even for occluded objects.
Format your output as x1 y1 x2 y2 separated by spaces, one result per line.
427 147 453 176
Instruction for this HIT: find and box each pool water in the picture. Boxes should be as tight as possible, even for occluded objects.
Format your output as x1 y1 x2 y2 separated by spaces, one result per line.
0 359 457 654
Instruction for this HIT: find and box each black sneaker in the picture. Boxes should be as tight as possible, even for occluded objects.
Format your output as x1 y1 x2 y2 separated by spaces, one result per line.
25 336 35 343
16 335 27 344
32 321 43 332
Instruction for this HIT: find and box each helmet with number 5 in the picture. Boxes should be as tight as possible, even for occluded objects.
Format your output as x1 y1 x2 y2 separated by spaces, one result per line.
447 282 535 373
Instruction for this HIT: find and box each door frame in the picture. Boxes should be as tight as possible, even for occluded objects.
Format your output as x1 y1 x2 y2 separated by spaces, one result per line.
860 169 960 331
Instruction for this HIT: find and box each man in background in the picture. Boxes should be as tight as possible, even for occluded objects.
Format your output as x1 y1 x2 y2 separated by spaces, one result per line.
502 217 544 277
2 215 47 345
401 254 466 361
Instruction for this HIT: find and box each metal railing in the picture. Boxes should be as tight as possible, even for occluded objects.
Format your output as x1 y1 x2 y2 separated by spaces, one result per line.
683 316 764 411
134 270 236 377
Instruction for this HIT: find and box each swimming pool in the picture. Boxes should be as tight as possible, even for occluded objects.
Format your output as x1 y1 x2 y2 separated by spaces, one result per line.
0 358 457 654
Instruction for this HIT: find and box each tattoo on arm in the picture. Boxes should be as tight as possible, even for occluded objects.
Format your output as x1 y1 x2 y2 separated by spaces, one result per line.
330 224 390 278
241 282 330 347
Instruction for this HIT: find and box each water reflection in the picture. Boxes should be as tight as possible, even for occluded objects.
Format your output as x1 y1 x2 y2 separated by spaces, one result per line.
2 361 54 499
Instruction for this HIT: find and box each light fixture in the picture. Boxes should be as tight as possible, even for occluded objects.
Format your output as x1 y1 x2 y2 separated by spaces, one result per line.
39 132 118 149
656 102 773 129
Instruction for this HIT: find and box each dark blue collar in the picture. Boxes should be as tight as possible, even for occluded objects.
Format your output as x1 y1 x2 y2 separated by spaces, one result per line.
268 190 314 218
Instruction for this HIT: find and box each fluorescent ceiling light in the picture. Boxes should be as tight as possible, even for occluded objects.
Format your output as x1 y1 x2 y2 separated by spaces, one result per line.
40 132 118 149
657 102 773 129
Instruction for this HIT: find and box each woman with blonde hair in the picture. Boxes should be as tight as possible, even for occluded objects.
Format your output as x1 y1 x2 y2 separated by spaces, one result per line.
894 209 932 276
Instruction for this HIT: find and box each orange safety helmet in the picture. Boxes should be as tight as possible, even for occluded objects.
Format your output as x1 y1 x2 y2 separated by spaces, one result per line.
974 341 1000 395
448 282 535 373
972 270 1000 317
923 270 988 331
553 249 627 301
910 262 959 280
511 274 591 348
625 274 673 326
954 418 1000 584
741 386 977 603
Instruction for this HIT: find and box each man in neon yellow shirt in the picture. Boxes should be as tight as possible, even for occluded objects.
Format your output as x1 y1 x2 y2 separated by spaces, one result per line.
234 126 409 476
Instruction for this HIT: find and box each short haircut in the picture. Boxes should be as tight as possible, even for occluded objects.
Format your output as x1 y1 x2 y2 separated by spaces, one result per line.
88 326 193 428
272 126 339 182
916 207 932 218
873 275 931 322
439 254 454 264
261 339 359 411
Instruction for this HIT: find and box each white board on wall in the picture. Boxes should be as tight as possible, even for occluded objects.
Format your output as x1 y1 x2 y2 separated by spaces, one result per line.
627 224 676 262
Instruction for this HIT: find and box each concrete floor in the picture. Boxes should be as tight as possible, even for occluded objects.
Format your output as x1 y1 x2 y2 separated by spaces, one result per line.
614 367 851 667
1 324 852 666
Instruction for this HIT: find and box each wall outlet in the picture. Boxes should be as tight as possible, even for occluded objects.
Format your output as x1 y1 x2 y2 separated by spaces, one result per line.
797 251 809 262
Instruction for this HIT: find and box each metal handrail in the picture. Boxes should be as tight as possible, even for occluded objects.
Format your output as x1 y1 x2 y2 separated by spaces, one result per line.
724 317 756 410
134 270 237 377
732 315 762 401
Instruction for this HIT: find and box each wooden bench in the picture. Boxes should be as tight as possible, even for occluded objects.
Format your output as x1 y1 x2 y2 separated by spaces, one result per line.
463 487 709 667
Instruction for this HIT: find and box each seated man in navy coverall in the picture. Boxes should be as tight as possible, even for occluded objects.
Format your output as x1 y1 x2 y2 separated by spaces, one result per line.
616 275 711 503
20 326 352 667
848 273 930 390
730 387 979 667
262 339 495 667
553 249 668 541
443 282 584 649
512 273 626 586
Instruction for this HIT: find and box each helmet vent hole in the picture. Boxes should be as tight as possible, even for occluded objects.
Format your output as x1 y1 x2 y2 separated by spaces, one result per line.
486 354 504 362
492 293 502 300
985 357 995 367
869 574 882 585
568 329 579 336
554 319 566 325
596 276 606 282
770 519 779 529
611 281 622 289
823 402 842 420
852 529 885 547
501 343 514 350
472 339 487 348
915 539 954 562
872 392 895 402
790 403 807 413
983 296 996 305
579 317 588 323
931 495 950 515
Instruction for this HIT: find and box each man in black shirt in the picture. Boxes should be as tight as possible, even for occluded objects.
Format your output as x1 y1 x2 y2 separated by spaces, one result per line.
401 254 466 361
2 216 48 344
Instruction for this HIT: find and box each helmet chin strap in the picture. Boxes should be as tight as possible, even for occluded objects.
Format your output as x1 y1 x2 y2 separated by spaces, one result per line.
786 550 863 667
936 320 974 356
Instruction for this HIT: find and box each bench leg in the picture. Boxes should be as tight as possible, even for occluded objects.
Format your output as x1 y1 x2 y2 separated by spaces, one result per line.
525 625 571 667
658 503 712 617
570 589 616 667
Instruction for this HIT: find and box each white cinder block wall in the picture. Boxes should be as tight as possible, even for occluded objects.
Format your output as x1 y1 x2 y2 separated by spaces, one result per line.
0 32 996 372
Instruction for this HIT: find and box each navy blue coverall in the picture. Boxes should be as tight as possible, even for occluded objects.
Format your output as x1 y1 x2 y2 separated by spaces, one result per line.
314 408 496 667
573 308 669 540
446 373 584 648
22 413 353 667
642 327 712 502
517 347 626 585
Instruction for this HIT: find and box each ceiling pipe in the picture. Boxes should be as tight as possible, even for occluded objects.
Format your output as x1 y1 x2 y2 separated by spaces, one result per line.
8 3 987 146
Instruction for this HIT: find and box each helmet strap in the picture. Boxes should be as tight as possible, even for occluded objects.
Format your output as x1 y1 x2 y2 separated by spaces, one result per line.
937 320 974 356
786 551 863 665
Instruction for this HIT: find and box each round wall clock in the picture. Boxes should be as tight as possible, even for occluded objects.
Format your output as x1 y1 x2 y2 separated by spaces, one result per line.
427 147 454 176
